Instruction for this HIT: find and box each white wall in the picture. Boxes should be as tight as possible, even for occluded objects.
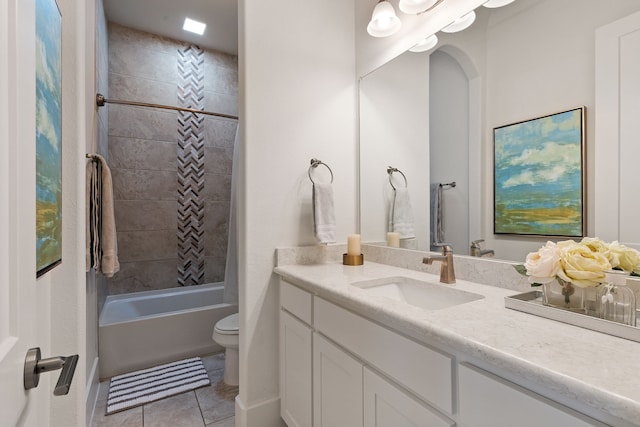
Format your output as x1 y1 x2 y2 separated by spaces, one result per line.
238 0 357 424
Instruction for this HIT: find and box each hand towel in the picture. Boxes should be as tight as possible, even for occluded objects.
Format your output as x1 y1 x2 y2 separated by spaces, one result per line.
430 183 444 250
312 182 336 244
96 154 120 277
88 155 120 277
389 188 415 239
88 159 101 271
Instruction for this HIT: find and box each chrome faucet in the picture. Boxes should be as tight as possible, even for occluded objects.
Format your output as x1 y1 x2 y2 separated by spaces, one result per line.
470 239 494 257
423 244 456 284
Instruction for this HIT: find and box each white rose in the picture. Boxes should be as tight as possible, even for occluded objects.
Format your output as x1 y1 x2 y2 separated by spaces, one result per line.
557 240 611 288
607 241 640 272
580 237 609 254
524 241 560 284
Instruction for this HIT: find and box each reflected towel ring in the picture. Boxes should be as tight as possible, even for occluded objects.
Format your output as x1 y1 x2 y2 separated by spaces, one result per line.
387 166 407 190
308 158 334 184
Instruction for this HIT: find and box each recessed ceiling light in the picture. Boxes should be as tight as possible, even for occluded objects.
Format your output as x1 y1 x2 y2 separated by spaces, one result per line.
183 18 206 35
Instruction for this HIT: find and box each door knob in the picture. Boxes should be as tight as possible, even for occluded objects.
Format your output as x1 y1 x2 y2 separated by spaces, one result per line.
24 347 79 396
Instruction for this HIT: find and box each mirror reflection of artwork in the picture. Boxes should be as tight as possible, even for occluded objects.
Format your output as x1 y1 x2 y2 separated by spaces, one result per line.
494 107 586 237
35 0 62 276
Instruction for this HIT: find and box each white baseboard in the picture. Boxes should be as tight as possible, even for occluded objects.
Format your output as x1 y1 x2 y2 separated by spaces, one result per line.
85 356 100 427
235 395 285 427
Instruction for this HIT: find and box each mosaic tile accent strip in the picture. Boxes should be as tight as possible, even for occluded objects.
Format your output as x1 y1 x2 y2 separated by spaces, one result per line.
177 45 206 286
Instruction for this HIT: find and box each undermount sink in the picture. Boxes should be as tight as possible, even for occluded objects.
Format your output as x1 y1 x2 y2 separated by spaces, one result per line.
352 276 484 311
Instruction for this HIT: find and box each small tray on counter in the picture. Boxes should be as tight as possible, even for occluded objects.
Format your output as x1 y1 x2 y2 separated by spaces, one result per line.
505 291 640 343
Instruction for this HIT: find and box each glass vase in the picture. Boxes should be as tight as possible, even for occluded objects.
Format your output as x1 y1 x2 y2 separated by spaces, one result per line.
597 272 636 326
542 278 586 312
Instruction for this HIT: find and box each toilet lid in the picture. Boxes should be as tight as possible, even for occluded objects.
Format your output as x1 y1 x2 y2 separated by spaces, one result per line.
215 313 239 335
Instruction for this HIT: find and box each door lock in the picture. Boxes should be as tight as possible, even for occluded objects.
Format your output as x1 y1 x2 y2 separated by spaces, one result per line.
24 347 79 396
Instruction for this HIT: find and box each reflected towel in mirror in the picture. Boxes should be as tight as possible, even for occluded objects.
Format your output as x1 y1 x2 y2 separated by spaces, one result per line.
430 183 444 250
389 188 415 239
313 182 336 244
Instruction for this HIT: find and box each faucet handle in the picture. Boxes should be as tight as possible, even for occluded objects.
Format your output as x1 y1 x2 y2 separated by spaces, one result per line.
433 243 453 254
471 239 484 247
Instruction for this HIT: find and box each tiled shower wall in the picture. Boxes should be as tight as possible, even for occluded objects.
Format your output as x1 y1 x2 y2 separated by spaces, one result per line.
107 23 238 295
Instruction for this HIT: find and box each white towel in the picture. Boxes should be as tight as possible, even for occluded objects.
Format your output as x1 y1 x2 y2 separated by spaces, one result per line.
389 188 415 239
312 182 336 244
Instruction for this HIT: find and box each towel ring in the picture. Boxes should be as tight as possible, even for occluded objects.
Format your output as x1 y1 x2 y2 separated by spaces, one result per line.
308 158 334 184
387 166 407 190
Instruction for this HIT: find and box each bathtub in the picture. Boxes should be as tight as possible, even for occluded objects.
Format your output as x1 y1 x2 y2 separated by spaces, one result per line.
98 283 237 379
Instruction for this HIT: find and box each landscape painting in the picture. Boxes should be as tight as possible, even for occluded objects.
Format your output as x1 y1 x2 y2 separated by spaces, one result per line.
494 107 585 237
36 0 62 276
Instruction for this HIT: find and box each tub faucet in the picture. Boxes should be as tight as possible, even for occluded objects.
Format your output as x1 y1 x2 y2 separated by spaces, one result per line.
423 244 456 284
470 239 494 257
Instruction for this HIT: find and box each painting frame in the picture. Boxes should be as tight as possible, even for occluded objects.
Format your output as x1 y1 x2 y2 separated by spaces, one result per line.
36 0 62 277
493 107 586 238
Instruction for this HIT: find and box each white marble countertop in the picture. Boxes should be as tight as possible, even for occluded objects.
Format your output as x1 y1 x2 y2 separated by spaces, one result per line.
274 259 640 426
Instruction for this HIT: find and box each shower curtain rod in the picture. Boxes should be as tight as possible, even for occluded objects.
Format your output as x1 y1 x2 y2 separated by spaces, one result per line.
95 93 238 120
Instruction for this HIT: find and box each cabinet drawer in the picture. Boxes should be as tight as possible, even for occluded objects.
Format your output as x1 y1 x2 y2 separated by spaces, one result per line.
459 363 606 427
314 297 453 414
364 368 454 427
281 280 313 325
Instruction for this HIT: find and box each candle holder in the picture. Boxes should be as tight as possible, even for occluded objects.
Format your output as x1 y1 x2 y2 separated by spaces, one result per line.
343 253 364 266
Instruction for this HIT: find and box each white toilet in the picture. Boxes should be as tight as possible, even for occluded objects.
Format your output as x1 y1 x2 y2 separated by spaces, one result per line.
212 313 239 386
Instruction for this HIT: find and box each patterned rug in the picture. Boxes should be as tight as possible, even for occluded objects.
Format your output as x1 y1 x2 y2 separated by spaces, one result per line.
106 357 210 415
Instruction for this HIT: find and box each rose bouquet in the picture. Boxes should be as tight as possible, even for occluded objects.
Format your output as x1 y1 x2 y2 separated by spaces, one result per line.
517 238 640 287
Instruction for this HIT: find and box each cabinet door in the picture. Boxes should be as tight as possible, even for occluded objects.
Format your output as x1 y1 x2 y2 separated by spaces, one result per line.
313 333 363 427
280 310 313 427
363 368 455 427
459 363 606 427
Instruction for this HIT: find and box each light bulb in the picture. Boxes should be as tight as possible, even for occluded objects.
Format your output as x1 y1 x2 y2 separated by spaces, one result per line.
367 1 402 37
441 10 476 33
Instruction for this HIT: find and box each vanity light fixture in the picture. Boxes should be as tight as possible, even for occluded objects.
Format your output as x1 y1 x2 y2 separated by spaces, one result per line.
183 17 206 35
482 0 515 8
398 0 439 14
441 10 476 33
409 34 438 52
367 0 402 37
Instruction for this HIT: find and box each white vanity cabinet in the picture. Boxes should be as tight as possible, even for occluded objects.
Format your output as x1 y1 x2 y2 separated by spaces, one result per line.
280 279 455 427
458 363 606 427
279 279 610 427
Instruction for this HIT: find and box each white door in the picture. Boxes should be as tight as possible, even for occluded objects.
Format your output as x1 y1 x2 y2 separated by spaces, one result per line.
0 0 53 425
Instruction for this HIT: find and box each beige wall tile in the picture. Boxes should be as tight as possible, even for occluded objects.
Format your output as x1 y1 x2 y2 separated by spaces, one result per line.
109 137 177 171
117 230 178 262
114 200 177 231
112 168 177 201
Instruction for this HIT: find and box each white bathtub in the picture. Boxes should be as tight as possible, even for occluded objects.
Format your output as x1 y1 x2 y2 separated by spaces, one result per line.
98 283 237 379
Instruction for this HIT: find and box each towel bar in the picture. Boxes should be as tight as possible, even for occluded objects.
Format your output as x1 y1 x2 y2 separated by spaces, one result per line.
387 166 407 190
308 158 334 184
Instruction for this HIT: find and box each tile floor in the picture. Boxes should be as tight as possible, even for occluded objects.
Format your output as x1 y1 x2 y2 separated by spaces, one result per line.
92 353 237 427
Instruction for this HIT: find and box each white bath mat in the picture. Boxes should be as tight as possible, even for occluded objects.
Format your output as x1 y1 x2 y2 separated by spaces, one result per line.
106 357 210 415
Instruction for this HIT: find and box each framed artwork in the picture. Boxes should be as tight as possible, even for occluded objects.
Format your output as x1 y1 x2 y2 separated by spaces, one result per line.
35 0 62 277
494 107 586 237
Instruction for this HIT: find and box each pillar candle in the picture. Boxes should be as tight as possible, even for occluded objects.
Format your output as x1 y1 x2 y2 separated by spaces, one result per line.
347 234 361 256
387 232 400 248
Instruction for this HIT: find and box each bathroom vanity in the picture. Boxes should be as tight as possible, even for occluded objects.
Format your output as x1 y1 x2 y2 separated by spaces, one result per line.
274 245 640 427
